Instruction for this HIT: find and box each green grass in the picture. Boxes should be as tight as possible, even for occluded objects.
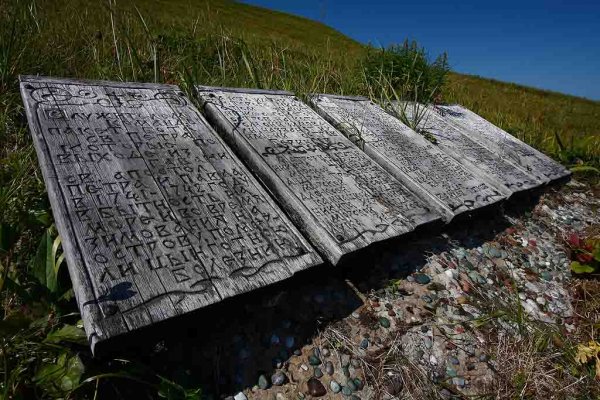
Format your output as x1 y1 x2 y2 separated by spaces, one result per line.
3 0 597 164
446 73 600 167
1 0 599 398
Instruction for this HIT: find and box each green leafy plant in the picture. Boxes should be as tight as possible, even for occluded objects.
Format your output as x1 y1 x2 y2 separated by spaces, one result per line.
157 376 203 400
363 40 449 104
570 165 600 174
389 101 439 144
29 225 66 295
1 221 82 399
361 40 449 142
34 352 85 396
566 232 600 275
1 311 87 398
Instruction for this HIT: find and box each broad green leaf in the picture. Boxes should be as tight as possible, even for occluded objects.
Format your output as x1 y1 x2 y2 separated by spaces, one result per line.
157 375 202 400
44 324 87 345
34 353 84 396
29 227 63 293
52 235 61 263
569 165 600 175
30 315 52 330
158 376 185 400
55 252 66 275
58 288 75 302
33 209 52 226
571 261 595 274
30 230 51 287
184 388 203 400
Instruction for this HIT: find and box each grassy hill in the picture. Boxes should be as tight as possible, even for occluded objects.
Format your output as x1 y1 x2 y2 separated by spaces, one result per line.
2 0 597 170
446 73 599 168
147 0 363 53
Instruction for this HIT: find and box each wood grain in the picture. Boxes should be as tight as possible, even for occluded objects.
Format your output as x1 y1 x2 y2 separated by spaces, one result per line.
393 101 543 197
429 104 571 184
310 95 506 222
195 86 442 265
19 76 322 354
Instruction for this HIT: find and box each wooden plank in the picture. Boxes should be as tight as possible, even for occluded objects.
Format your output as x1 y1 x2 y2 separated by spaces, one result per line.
310 94 506 222
430 104 571 184
391 102 543 197
19 76 322 354
195 86 442 265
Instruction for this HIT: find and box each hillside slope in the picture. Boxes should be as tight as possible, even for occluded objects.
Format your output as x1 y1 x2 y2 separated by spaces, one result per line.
150 0 599 167
133 0 364 54
1 0 599 181
446 73 599 166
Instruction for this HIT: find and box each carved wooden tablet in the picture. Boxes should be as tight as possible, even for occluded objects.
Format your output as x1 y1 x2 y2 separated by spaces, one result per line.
392 102 543 197
195 87 441 265
431 104 571 184
20 76 322 353
310 95 505 221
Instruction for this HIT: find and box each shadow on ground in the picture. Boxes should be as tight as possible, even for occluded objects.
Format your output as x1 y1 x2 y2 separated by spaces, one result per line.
87 194 541 397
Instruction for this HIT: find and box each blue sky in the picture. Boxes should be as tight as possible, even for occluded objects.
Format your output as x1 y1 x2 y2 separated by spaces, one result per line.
241 0 600 100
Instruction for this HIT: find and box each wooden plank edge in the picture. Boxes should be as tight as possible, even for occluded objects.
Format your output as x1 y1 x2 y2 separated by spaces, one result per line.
307 95 508 223
434 103 572 184
195 85 294 96
19 75 178 91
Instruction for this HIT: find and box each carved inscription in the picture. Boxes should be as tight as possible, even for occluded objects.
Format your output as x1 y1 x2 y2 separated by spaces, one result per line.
431 104 571 183
20 76 321 352
196 87 441 265
311 95 506 221
395 102 542 196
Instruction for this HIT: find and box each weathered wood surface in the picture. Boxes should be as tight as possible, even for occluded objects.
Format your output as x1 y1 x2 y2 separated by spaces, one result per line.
392 102 543 197
195 86 441 265
310 94 505 222
19 76 322 353
431 104 571 184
